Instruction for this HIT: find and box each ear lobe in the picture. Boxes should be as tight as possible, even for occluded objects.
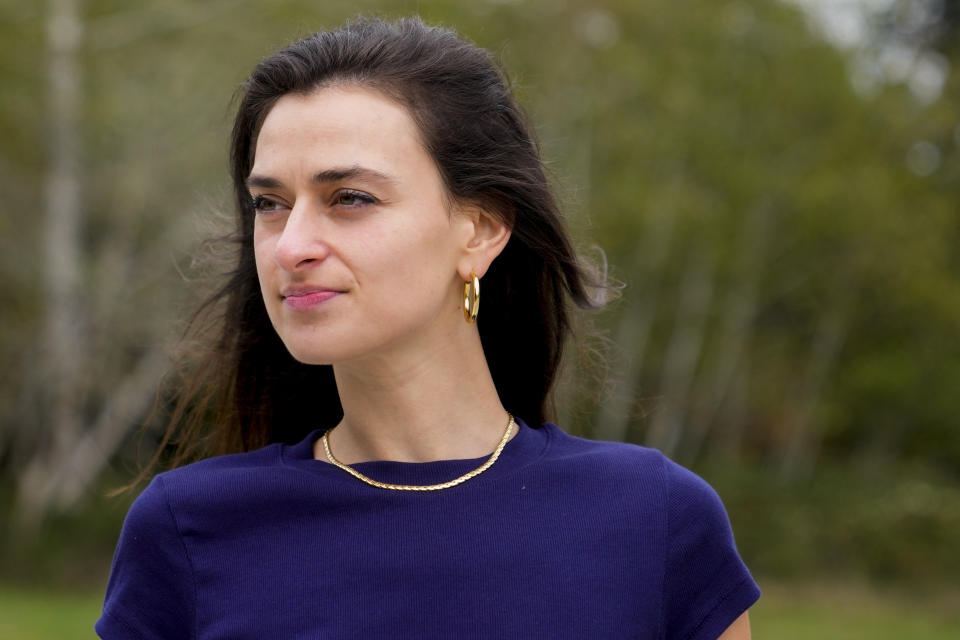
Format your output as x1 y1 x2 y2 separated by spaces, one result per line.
457 207 512 280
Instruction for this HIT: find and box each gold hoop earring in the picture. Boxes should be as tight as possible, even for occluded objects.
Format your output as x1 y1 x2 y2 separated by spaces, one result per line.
463 270 480 323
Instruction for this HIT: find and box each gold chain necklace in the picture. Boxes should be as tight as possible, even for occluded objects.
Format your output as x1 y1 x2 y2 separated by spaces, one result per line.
321 413 516 491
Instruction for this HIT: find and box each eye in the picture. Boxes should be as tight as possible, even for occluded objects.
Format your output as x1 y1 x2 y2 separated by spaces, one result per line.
335 189 377 208
250 195 285 214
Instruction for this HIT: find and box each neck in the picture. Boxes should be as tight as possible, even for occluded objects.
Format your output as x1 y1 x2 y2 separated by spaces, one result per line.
321 328 509 464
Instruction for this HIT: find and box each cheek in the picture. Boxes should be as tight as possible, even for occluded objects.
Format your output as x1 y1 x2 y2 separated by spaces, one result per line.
366 222 453 282
252 225 271 271
366 227 459 317
252 231 278 299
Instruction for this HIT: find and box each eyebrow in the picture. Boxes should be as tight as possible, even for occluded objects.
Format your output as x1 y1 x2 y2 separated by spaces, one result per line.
245 165 399 190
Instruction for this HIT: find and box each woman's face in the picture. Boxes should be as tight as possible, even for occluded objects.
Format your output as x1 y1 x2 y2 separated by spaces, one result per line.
249 86 474 365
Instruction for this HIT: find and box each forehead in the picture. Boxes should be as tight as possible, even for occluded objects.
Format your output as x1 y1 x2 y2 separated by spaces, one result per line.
252 85 429 176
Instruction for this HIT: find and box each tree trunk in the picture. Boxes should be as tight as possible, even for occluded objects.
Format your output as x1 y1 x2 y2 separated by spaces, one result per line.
17 0 86 529
595 209 676 442
646 244 716 458
685 203 771 462
779 286 850 478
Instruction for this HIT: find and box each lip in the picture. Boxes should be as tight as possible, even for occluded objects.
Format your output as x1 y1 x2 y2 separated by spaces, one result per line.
281 286 343 310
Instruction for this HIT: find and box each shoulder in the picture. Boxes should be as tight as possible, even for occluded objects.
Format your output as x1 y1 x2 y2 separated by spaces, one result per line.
134 441 296 523
541 423 691 491
160 440 286 479
152 440 284 488
539 424 735 529
119 473 179 542
539 425 763 639
542 423 668 471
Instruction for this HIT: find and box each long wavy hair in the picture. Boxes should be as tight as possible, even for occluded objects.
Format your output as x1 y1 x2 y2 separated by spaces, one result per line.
138 16 605 478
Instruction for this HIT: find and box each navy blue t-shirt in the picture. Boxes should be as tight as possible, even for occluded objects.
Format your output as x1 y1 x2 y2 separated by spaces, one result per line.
96 420 759 639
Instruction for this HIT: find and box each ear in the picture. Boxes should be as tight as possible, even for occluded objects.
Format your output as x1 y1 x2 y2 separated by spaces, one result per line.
454 205 512 281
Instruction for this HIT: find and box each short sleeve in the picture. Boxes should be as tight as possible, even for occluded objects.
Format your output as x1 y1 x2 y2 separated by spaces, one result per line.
662 459 760 640
96 475 196 640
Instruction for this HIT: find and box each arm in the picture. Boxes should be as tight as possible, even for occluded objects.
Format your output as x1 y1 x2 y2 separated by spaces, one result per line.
661 457 760 640
717 611 751 640
95 475 196 639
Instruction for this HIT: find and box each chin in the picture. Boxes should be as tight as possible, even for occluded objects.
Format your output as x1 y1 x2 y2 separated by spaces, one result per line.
269 319 350 365
279 331 373 366
282 342 338 366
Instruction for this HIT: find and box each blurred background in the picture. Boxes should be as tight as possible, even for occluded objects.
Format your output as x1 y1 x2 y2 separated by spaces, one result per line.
2 0 959 637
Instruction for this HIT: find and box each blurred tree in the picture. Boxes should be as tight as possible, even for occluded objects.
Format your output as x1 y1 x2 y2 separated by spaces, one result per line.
875 0 960 54
19 0 86 526
10 0 175 527
1 0 959 528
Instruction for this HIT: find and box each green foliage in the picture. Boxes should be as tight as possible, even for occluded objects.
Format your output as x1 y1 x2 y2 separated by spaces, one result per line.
707 462 960 585
751 581 960 640
0 475 133 590
2 0 960 586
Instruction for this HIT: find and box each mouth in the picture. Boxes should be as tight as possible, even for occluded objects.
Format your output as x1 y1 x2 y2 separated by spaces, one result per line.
281 287 343 310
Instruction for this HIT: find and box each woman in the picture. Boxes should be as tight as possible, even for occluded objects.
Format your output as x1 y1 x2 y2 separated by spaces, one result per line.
97 17 759 639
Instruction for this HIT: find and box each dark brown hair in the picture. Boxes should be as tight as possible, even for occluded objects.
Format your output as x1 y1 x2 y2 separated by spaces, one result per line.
141 16 604 476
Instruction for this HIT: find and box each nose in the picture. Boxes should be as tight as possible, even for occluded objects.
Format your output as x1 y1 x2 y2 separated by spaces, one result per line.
273 201 332 272
274 200 330 272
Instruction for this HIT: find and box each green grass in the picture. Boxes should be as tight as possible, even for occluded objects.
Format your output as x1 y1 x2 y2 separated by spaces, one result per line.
1 581 959 639
0 587 102 640
751 581 960 640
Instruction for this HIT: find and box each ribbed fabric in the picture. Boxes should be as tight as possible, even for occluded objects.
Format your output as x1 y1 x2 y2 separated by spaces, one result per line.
96 419 759 639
